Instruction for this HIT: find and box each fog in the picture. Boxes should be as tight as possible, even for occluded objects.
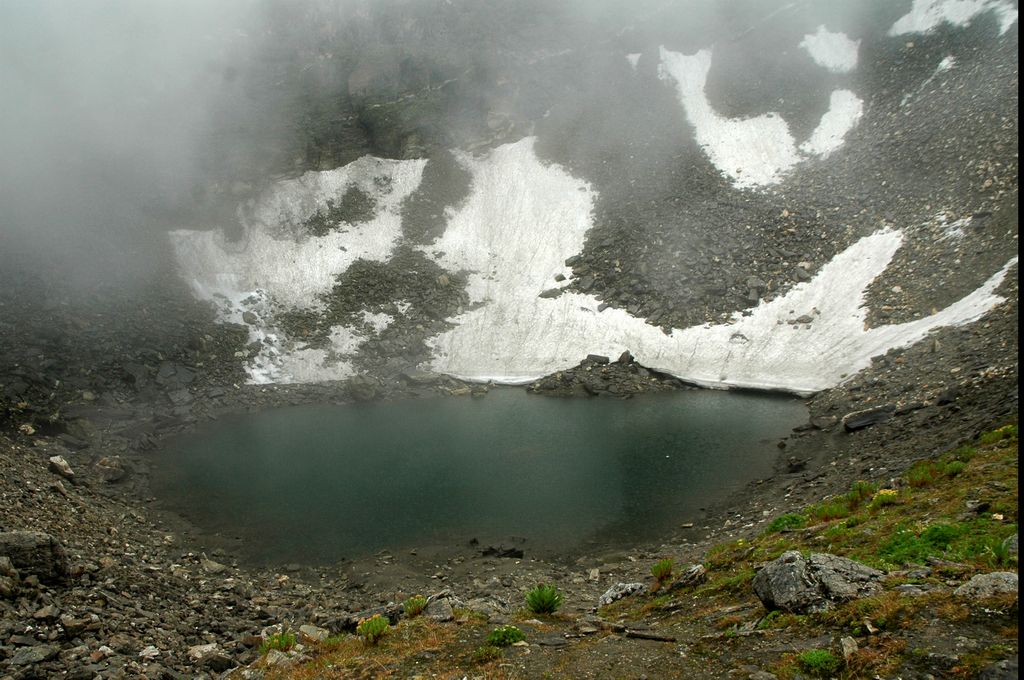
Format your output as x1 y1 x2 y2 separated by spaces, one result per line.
0 0 932 289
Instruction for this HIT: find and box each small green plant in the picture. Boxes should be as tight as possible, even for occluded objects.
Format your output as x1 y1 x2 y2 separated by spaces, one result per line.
471 645 503 664
845 480 878 508
870 488 899 509
907 460 944 488
651 558 674 584
486 625 526 647
943 460 966 477
810 500 851 521
259 630 296 654
767 513 806 533
356 614 390 645
797 649 842 676
979 424 1017 445
525 584 564 614
403 594 428 618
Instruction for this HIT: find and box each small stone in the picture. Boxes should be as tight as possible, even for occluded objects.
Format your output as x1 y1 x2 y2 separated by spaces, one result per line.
265 648 292 667
299 624 330 642
200 555 228 574
840 636 858 660
424 598 455 622
33 604 60 620
187 642 219 662
139 645 161 661
598 582 645 606
841 405 895 432
95 456 127 483
48 455 75 480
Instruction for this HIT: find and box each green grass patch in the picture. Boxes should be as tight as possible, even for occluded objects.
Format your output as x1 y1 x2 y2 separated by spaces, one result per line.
796 649 842 677
486 625 525 647
260 631 297 654
767 513 806 533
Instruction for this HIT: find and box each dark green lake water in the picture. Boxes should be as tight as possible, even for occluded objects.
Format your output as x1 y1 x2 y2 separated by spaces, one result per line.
153 388 805 565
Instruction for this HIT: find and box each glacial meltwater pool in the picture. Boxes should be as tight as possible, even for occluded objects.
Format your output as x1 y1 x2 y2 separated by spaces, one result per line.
153 388 806 565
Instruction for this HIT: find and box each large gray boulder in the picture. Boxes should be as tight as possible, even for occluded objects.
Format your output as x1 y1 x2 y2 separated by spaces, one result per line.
753 551 883 613
0 531 69 584
954 572 1018 599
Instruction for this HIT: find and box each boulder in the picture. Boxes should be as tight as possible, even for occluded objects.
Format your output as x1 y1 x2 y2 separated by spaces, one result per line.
954 572 1018 599
0 531 69 584
842 405 895 432
753 551 883 613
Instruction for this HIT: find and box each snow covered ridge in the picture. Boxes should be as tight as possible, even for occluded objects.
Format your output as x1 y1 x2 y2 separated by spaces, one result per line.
169 156 427 384
657 47 863 189
171 138 1016 393
890 0 1018 36
423 139 1016 395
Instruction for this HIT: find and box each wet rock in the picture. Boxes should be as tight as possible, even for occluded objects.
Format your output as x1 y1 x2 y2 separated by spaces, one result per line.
400 370 440 385
753 551 883 613
809 415 838 430
586 354 610 365
347 375 381 401
242 311 259 325
598 582 645 606
481 545 523 559
954 572 1018 599
0 531 69 584
841 405 895 432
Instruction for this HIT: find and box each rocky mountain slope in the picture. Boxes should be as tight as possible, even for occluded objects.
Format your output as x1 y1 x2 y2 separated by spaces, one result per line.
0 0 1018 677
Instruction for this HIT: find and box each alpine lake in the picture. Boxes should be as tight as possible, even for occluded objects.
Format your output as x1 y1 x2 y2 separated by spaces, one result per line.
152 388 807 566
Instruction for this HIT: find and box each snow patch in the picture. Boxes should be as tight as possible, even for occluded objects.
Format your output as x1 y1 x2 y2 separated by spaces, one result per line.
658 48 801 188
657 47 863 188
901 56 958 107
799 90 864 157
360 310 395 333
800 26 860 73
170 155 427 383
625 53 641 70
890 0 1018 36
424 140 1014 394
